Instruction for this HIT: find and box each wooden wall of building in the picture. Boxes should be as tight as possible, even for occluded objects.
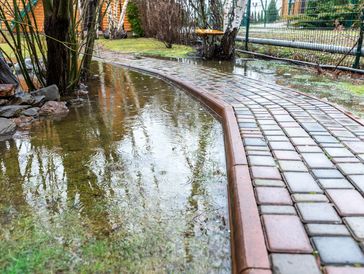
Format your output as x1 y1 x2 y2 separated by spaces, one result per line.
101 0 132 32
281 0 307 17
2 0 132 32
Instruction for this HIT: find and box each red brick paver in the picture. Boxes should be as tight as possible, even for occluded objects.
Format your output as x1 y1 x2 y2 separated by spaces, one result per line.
262 215 312 253
256 187 292 205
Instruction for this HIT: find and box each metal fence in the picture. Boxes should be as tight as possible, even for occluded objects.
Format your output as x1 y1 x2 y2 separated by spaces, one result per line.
239 0 364 71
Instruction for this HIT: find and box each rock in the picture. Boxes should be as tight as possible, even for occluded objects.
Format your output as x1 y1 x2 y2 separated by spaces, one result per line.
75 89 88 96
31 85 60 102
67 98 85 107
114 30 127 39
0 118 16 136
103 30 111 39
14 62 33 73
79 83 88 91
0 57 19 87
10 92 35 105
12 115 33 129
0 84 16 97
0 99 9 106
0 105 31 118
22 107 39 117
32 95 46 107
39 101 69 116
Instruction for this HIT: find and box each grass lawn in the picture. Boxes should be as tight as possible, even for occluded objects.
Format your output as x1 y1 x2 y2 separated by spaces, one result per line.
0 43 15 58
97 37 194 58
0 42 44 60
340 82 364 95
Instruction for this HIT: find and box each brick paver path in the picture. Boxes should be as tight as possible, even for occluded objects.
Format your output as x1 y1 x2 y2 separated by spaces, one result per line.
99 53 364 274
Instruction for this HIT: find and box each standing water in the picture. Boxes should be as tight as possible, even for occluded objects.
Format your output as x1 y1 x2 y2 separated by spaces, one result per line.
0 62 230 273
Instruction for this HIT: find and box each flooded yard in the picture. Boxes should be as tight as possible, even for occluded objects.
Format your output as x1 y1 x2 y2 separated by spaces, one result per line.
0 63 230 273
187 58 364 118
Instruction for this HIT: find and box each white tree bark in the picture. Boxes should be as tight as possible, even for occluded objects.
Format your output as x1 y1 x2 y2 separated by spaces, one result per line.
117 0 129 33
108 0 120 31
223 0 246 31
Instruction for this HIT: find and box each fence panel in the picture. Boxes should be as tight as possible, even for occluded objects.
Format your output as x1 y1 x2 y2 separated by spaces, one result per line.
239 0 364 70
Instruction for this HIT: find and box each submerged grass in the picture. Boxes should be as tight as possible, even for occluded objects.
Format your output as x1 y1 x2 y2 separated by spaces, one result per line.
97 37 194 58
0 206 188 273
0 64 230 273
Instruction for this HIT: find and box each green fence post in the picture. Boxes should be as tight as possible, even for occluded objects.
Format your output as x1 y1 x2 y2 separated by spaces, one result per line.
245 0 252 50
353 8 364 69
288 0 293 15
264 0 267 27
287 0 293 27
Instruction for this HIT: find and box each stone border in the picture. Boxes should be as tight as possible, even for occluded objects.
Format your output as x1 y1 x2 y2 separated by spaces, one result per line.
94 58 272 274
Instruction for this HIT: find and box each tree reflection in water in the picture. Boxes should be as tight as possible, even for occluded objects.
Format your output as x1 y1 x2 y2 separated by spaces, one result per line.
0 62 230 272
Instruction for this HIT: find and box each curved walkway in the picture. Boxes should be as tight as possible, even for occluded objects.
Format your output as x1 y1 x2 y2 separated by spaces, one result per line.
97 52 364 274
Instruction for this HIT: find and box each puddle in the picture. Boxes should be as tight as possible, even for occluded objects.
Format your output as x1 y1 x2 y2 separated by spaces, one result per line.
0 62 230 273
177 57 364 118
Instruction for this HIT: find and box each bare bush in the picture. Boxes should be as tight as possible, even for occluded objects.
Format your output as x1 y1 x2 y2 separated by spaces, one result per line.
133 0 194 48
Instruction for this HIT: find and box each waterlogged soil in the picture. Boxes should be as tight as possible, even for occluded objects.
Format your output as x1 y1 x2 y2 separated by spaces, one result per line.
0 63 230 273
184 58 364 118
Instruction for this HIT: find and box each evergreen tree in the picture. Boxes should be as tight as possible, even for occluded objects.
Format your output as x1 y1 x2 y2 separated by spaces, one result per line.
299 0 359 28
267 0 279 23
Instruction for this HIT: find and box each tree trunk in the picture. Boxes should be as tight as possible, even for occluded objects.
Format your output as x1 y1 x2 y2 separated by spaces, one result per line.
82 0 100 80
44 1 70 94
217 28 238 60
117 0 130 33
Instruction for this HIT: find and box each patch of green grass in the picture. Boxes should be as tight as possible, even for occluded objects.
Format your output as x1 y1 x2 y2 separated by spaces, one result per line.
1 42 44 60
0 43 15 58
97 37 194 58
340 82 364 95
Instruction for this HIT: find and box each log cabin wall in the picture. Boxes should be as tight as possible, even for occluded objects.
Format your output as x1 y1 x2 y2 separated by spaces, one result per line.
281 0 306 17
1 0 132 32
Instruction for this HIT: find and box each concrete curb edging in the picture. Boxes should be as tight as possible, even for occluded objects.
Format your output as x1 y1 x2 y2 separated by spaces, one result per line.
95 58 272 274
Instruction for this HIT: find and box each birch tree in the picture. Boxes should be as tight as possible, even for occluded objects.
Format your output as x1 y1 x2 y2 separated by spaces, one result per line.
184 0 246 59
117 0 130 33
223 0 246 31
220 0 246 59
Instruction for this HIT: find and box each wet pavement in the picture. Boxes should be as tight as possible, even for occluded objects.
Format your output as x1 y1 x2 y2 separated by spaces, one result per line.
98 52 364 274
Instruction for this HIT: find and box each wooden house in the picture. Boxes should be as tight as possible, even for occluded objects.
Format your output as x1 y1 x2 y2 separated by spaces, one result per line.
281 0 307 17
1 0 132 32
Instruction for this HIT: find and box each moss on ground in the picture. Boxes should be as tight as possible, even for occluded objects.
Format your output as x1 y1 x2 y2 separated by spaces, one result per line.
97 37 194 58
340 82 364 95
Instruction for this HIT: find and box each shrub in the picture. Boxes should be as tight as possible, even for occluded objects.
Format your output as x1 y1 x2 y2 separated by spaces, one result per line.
267 0 279 23
127 1 144 37
292 0 360 29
